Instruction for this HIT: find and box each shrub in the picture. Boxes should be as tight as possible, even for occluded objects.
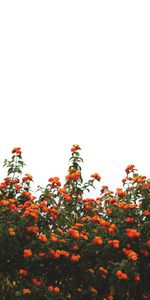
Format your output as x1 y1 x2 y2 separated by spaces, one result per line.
0 145 149 299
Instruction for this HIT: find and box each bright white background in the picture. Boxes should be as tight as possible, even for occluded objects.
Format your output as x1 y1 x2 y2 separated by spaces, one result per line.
0 1 149 195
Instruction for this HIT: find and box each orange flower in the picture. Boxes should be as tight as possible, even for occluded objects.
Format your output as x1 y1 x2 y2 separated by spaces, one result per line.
91 215 102 224
22 288 31 294
58 188 66 194
0 182 7 189
24 201 32 208
85 204 92 210
38 252 45 257
19 269 28 276
10 203 18 212
73 223 84 229
118 202 126 208
99 266 108 274
92 236 103 245
115 270 128 280
9 199 17 203
117 188 126 197
71 172 81 181
81 216 91 222
134 274 140 281
90 287 98 294
59 250 69 257
122 178 126 184
30 212 38 220
70 254 81 262
48 177 61 187
80 232 88 240
68 229 80 239
48 285 60 293
65 174 71 181
49 207 57 214
101 185 108 193
32 278 41 286
14 183 20 191
63 193 72 202
108 239 120 248
126 228 140 238
22 174 33 182
137 178 143 183
8 227 15 236
91 173 101 181
59 238 66 243
128 251 138 261
22 191 31 198
72 244 79 250
124 204 137 210
50 233 58 242
144 210 150 216
12 147 22 155
39 201 45 207
71 144 80 152
146 240 150 248
48 285 53 292
53 287 60 293
141 183 149 190
23 249 32 258
38 234 48 243
108 293 114 300
50 249 61 259
56 228 63 234
107 240 113 245
125 217 135 223
69 167 77 173
125 164 135 174
26 226 39 234
88 268 95 273
0 199 9 205
49 176 59 182
113 240 120 248
108 224 116 233
106 209 112 214
54 251 61 259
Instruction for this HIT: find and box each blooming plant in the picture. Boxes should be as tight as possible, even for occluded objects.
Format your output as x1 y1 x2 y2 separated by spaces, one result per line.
0 145 149 299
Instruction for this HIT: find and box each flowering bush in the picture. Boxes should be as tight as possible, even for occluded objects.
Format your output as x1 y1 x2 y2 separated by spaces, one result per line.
0 145 149 300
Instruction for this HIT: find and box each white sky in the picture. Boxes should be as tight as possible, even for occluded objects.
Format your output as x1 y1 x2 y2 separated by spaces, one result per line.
0 1 150 195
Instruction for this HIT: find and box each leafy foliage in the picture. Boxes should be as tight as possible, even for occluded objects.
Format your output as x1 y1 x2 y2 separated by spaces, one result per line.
0 145 149 299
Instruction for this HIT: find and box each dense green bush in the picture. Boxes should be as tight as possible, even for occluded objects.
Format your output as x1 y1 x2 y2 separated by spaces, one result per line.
0 145 149 299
